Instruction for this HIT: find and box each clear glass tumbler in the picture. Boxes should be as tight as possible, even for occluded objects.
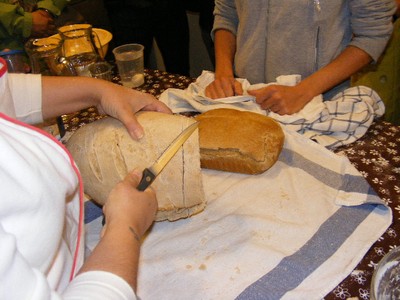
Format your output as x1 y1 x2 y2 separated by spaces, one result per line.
371 246 400 300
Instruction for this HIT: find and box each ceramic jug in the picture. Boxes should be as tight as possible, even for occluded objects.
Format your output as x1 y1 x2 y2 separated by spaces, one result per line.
25 38 77 76
58 24 102 76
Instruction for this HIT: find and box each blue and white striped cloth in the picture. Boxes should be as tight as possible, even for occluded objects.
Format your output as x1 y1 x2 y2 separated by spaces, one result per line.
159 71 385 149
84 127 391 299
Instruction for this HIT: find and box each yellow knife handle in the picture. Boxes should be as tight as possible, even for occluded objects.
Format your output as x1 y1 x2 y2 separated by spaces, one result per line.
137 168 156 191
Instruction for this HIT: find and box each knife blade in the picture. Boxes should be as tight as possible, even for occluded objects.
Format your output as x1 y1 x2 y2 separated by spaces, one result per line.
102 121 198 226
137 121 199 191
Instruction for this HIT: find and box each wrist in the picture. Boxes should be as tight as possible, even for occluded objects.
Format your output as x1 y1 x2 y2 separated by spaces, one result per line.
215 70 235 80
79 76 107 107
105 217 147 241
215 64 235 79
296 79 319 101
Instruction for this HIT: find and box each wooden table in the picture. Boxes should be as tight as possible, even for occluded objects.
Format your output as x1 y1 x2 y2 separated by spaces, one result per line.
62 69 400 299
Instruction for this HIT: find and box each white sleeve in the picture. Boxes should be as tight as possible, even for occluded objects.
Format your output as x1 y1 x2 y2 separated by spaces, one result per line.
0 226 136 300
0 224 61 300
8 73 43 124
62 271 137 300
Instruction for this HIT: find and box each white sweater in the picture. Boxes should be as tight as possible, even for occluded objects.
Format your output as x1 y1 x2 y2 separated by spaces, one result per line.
0 59 135 299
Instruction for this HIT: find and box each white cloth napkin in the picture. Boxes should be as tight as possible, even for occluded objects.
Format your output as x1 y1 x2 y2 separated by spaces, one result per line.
159 71 385 149
84 127 391 300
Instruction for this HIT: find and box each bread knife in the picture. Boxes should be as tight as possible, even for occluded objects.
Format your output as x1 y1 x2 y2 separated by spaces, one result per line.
102 121 198 226
136 121 198 191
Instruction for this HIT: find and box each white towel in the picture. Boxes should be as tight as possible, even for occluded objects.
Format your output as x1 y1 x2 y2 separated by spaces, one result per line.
159 71 385 149
84 127 391 300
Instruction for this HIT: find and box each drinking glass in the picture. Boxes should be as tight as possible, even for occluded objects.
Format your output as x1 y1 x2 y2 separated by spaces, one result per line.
371 246 400 300
112 44 144 88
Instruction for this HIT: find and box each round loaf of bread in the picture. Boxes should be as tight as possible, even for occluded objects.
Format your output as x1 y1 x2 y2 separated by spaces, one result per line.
66 112 206 222
195 108 285 174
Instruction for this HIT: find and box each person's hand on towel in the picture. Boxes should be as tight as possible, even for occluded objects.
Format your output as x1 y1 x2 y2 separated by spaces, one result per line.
248 84 311 115
205 71 312 115
205 75 244 98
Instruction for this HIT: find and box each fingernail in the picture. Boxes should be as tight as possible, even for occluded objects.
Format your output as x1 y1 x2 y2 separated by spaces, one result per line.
131 169 142 177
132 128 144 140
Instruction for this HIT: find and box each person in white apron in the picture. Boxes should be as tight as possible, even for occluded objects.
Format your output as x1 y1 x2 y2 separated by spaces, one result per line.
0 57 170 299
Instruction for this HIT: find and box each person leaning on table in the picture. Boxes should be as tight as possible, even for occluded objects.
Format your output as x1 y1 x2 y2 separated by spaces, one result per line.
205 0 397 115
0 57 172 299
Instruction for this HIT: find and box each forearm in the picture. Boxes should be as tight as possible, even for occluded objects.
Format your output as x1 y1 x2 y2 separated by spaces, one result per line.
214 29 236 78
77 170 157 292
41 76 106 119
297 46 372 100
78 223 141 290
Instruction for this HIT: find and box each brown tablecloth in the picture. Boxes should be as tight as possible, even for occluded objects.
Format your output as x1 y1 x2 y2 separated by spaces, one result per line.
62 69 400 299
327 121 400 300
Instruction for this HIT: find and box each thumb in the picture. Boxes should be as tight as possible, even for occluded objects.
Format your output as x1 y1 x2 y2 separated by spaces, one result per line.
117 112 144 140
234 81 244 96
247 88 261 101
248 87 272 104
125 169 143 188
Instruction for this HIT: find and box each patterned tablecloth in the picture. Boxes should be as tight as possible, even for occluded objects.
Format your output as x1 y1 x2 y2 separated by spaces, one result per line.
62 69 400 300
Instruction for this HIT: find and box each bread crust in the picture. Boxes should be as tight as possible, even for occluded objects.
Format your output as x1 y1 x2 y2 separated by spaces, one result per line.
196 109 284 174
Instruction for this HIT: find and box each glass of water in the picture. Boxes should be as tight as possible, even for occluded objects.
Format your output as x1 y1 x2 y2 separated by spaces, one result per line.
89 61 113 81
112 44 144 88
